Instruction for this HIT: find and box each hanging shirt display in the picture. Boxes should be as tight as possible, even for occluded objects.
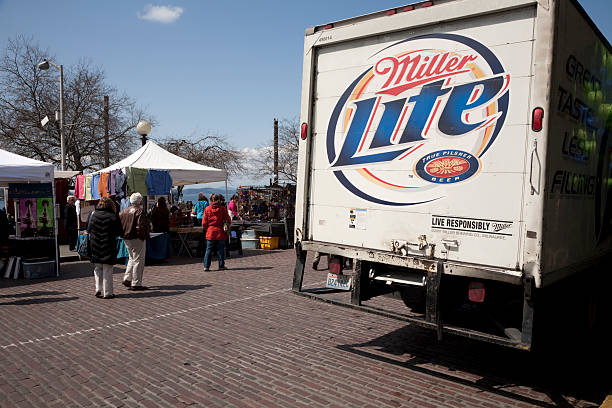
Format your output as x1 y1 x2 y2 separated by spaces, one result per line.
91 174 101 200
146 170 173 195
98 172 110 198
74 175 85 199
126 167 148 195
108 170 118 196
115 170 127 198
85 174 93 201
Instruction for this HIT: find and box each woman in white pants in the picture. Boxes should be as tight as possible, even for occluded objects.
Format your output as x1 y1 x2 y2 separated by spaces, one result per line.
87 197 122 299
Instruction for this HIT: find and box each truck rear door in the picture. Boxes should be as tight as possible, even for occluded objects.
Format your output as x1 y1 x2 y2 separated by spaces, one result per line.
306 2 536 270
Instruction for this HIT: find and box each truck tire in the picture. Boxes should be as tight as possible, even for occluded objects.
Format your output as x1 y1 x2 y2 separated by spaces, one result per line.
400 286 426 313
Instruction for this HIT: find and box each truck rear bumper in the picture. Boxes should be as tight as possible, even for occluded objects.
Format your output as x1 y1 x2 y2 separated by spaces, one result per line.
301 240 523 285
294 241 534 350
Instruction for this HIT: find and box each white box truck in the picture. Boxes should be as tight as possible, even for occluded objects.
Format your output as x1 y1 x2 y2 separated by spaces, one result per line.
292 0 612 350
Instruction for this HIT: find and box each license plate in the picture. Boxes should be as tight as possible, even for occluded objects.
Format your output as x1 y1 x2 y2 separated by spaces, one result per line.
326 273 352 291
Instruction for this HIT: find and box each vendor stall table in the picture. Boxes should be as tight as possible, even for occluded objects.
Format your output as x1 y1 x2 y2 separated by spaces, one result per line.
169 226 202 258
231 218 294 249
8 236 56 259
169 226 242 258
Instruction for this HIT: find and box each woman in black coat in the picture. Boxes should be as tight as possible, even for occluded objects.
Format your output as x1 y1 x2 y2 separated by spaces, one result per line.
87 197 122 299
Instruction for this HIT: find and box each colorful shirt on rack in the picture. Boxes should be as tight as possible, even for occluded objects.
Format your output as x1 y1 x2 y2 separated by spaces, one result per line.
98 172 110 197
91 174 101 200
85 174 93 201
115 170 127 198
126 167 148 196
145 170 173 195
74 174 85 199
108 170 118 196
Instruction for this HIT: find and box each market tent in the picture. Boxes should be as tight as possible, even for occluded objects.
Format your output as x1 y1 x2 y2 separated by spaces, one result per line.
95 140 227 185
54 170 80 179
0 148 54 186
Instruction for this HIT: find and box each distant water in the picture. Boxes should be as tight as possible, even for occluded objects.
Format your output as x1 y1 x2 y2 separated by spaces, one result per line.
179 187 236 204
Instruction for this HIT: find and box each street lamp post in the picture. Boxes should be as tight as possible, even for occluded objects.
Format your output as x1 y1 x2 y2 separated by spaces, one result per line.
38 59 65 171
136 120 152 147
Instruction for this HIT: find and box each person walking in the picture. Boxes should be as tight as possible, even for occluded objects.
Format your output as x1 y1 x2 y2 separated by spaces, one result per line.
119 192 149 290
202 194 231 271
87 197 122 299
64 195 79 251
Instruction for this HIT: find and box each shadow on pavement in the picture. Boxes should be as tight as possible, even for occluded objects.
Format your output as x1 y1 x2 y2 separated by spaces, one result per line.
0 296 80 306
114 291 186 299
337 324 607 407
230 266 273 271
146 284 212 291
0 290 67 299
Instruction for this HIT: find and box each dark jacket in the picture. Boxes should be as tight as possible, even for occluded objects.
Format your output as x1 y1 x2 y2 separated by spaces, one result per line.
87 207 122 265
0 209 8 246
119 205 148 240
151 205 170 233
64 203 78 230
202 202 231 241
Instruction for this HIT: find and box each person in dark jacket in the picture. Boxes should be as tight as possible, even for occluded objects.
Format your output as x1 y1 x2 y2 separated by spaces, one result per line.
64 195 79 250
87 197 122 299
150 196 170 233
202 194 231 271
0 208 9 247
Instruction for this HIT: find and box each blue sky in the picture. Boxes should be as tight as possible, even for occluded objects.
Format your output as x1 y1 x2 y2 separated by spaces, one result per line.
0 0 610 186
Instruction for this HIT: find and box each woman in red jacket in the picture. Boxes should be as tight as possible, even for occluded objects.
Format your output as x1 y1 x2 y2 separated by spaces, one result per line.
202 194 232 271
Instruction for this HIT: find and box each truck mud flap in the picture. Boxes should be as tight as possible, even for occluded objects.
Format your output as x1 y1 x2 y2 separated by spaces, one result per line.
425 262 443 341
292 241 307 292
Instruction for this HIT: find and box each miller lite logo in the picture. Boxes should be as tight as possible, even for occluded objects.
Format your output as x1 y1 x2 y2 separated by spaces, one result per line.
325 34 510 206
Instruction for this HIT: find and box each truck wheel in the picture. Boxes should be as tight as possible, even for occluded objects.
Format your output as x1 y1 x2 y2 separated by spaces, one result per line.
400 286 425 313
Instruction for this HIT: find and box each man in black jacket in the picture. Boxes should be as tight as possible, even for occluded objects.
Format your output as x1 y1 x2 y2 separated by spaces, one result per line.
64 195 78 250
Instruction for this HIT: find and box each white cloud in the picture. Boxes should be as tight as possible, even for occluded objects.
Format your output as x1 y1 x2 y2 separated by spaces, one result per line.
137 4 184 24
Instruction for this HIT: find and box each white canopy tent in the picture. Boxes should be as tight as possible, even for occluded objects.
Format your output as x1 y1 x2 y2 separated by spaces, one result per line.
0 148 54 186
96 140 227 186
0 148 59 276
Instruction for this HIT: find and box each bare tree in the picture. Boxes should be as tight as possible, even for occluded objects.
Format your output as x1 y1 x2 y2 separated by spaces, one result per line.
0 36 149 171
158 132 246 181
253 117 299 183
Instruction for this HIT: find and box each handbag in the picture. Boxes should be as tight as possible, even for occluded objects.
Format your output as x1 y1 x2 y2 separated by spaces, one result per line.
78 210 94 258
77 234 90 258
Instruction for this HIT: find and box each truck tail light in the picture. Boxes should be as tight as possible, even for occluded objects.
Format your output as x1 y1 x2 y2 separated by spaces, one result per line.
421 1 434 7
532 107 544 132
386 9 397 16
403 6 415 11
301 122 308 140
468 282 485 303
329 257 343 275
323 24 333 30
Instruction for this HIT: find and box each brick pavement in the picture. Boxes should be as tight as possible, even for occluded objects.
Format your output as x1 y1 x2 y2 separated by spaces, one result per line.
0 249 606 407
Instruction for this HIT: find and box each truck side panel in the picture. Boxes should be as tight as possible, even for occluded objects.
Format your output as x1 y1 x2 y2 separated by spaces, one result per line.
542 0 612 285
